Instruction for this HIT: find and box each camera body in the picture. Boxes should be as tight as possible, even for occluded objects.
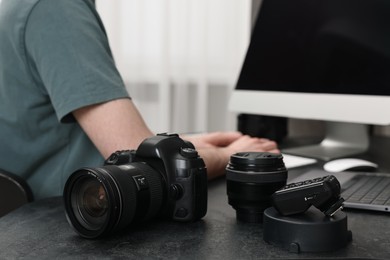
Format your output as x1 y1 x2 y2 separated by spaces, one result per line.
105 133 208 222
64 133 207 238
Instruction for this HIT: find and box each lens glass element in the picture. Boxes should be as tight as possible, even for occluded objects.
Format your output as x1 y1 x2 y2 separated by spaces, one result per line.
71 175 109 231
83 181 108 218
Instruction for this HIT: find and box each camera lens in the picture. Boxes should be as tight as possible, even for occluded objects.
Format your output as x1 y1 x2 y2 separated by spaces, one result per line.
226 152 287 223
64 163 164 238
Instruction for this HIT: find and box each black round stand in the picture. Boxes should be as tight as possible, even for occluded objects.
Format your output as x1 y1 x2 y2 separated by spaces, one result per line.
263 207 352 253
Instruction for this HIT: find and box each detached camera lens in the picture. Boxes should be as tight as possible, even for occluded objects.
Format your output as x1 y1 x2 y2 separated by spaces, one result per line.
64 163 164 239
226 152 287 223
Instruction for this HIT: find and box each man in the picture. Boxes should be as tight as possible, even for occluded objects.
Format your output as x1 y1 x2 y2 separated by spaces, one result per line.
0 0 278 199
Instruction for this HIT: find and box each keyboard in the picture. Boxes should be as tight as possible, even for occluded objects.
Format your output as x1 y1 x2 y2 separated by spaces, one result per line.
289 169 390 212
342 175 390 206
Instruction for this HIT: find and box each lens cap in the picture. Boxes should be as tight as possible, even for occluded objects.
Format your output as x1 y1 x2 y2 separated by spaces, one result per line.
230 152 284 167
226 152 287 183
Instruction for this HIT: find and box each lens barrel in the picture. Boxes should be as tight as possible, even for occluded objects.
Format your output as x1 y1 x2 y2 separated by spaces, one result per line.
226 152 287 223
63 162 164 239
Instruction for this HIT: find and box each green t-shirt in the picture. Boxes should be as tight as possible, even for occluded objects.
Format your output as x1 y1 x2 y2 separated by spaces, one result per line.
0 0 130 199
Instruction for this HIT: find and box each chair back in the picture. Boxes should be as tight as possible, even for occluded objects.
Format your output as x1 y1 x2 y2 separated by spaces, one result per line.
0 169 33 217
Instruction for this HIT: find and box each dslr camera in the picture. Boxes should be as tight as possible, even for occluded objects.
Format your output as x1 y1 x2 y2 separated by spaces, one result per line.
63 133 208 239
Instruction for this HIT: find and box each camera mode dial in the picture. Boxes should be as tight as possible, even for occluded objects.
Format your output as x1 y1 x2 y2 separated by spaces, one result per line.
105 150 134 165
180 147 198 158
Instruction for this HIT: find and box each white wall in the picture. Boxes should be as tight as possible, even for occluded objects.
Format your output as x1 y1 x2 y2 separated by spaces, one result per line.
96 0 252 134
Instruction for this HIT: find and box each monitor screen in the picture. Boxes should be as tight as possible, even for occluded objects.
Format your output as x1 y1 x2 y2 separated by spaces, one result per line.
229 0 390 159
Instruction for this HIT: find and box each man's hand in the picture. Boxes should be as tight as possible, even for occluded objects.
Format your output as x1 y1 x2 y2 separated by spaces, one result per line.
181 131 243 148
183 132 280 180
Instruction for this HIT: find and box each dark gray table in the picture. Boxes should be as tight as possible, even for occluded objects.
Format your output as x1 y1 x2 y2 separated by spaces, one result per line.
1 136 390 259
0 173 389 259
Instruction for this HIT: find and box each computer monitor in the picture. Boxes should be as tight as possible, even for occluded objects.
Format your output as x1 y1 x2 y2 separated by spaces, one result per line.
229 0 390 160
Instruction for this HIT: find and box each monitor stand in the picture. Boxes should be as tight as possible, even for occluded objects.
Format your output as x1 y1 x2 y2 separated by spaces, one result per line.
282 122 369 161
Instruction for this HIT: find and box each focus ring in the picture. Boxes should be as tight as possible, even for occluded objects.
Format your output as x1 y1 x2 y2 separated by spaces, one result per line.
130 162 164 221
101 166 138 233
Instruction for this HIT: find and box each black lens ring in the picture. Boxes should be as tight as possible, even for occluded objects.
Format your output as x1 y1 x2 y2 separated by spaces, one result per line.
64 168 126 239
91 163 163 232
230 152 284 167
226 168 287 183
98 166 138 233
129 162 164 221
65 169 120 238
100 165 144 231
64 163 165 238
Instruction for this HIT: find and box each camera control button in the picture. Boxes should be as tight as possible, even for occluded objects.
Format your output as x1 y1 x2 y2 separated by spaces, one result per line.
157 133 179 137
180 147 198 158
175 207 188 218
170 184 183 200
132 175 149 191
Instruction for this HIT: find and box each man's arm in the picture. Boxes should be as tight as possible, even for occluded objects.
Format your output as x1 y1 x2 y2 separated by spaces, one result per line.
73 98 154 159
73 98 279 178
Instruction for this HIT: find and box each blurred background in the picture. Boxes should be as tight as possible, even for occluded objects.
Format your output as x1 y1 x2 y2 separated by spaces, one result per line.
2 0 388 138
95 0 252 134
